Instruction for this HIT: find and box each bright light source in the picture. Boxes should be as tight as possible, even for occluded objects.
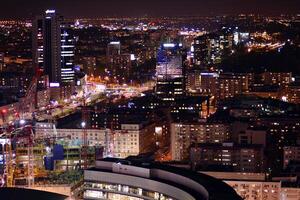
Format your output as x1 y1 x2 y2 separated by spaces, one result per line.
281 96 288 102
50 82 60 88
81 121 86 128
191 46 194 52
130 54 136 61
109 41 120 45
19 119 26 125
45 10 56 14
163 43 175 48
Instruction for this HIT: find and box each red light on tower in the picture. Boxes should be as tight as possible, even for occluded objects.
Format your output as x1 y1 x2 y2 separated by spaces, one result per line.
15 112 20 118
1 109 7 114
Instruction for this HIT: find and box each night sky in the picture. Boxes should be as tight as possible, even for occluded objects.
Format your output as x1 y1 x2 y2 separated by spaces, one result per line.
1 0 300 19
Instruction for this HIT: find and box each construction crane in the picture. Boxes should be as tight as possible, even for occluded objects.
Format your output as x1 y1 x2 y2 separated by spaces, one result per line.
1 123 74 187
3 137 13 187
78 97 112 161
81 88 88 169
1 126 34 187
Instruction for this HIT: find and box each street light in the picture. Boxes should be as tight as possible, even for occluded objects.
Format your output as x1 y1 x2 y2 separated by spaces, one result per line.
81 121 86 128
19 119 26 126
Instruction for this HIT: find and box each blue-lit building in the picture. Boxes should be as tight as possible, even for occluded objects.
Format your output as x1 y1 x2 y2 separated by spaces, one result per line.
155 43 186 101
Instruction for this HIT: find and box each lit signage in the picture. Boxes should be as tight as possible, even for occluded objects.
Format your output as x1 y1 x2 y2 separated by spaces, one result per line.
201 72 219 78
163 43 175 48
110 41 120 45
45 10 56 14
130 54 136 61
49 82 60 88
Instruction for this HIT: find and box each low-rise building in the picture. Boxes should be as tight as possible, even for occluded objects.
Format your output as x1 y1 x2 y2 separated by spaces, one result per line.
201 171 300 200
227 180 280 200
113 122 156 158
190 143 265 172
35 123 110 147
82 158 242 200
261 72 292 86
283 146 300 169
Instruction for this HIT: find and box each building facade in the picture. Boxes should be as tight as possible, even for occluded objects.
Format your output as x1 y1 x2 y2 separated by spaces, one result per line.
190 143 265 172
32 10 75 84
82 158 242 200
155 43 185 101
171 122 230 161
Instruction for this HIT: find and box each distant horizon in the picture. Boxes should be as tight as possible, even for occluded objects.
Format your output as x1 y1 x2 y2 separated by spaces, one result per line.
0 13 299 21
1 0 299 19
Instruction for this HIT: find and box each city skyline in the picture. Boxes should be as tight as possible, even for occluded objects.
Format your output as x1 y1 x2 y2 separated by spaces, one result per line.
0 0 300 19
0 4 300 200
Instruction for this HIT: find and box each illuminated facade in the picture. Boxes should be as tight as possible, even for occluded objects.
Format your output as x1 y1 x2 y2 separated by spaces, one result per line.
186 71 219 95
155 43 185 101
261 72 292 86
217 73 249 99
190 143 265 172
226 181 280 200
186 72 249 100
112 123 156 158
193 35 210 70
106 41 132 83
170 122 230 161
156 43 183 80
193 31 233 69
283 146 300 169
35 122 156 159
33 10 75 84
60 23 75 83
83 158 242 200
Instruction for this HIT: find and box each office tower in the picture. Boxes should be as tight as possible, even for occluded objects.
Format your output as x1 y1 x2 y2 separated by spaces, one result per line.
107 41 121 56
155 43 186 101
193 35 210 70
106 41 132 83
219 29 234 58
193 31 233 70
60 22 76 83
32 10 75 84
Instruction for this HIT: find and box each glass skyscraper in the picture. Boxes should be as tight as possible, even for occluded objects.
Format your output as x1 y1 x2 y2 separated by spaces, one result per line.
32 10 75 84
155 43 186 101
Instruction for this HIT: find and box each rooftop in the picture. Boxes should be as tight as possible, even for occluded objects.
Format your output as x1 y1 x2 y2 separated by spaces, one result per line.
86 157 242 200
0 187 67 200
